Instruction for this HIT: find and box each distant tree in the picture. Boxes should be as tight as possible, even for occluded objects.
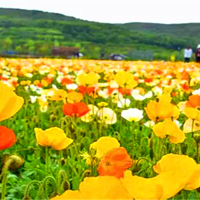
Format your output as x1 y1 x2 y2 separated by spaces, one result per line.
38 44 51 55
15 45 23 54
2 37 12 51
54 40 60 47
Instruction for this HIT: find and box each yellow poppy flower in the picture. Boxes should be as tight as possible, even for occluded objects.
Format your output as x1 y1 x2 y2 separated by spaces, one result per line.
97 102 108 107
153 153 197 174
114 71 137 89
90 136 120 158
122 162 200 200
185 164 200 190
79 176 132 199
34 127 73 150
48 89 68 102
122 169 186 200
0 81 24 122
67 91 83 103
145 100 174 122
172 105 180 119
121 172 163 200
152 118 185 144
158 92 172 103
183 107 200 121
153 154 200 190
76 72 100 86
51 176 132 199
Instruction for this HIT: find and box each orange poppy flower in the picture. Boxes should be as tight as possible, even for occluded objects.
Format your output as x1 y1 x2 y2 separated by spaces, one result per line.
61 77 73 85
0 126 16 150
63 102 90 117
182 83 191 93
78 85 96 94
98 147 133 178
186 95 200 108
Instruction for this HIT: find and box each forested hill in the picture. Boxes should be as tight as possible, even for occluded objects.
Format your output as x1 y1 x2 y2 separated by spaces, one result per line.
120 22 200 44
0 8 199 60
0 8 78 21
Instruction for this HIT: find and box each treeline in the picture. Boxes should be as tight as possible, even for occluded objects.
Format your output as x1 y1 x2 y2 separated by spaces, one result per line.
0 8 198 60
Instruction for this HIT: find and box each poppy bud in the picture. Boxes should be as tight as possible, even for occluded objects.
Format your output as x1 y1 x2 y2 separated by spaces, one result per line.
60 158 66 166
84 170 91 177
148 138 153 149
22 195 32 200
50 114 57 121
194 132 200 144
62 181 70 191
7 155 24 170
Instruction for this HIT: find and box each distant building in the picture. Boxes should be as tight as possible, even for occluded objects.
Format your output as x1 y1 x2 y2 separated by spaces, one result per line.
109 54 126 61
52 47 80 58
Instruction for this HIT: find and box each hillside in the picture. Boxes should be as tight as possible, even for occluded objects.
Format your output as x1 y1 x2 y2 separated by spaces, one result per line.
0 8 199 60
0 8 78 21
120 22 200 44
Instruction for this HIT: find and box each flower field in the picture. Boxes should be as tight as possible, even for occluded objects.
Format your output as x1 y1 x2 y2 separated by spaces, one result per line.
1 58 200 199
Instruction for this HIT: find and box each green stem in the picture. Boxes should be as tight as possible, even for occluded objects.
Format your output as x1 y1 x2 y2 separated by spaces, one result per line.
59 150 64 170
192 119 195 138
197 142 200 163
45 147 50 175
135 157 154 166
23 180 41 199
1 159 12 200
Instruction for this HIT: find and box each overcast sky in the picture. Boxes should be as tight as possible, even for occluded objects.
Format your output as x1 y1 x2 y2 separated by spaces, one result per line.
0 0 199 24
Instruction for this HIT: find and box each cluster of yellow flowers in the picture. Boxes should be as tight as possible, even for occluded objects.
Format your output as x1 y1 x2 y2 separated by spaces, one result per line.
1 58 200 199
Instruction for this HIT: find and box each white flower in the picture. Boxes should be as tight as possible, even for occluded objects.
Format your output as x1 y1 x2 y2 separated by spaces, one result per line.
144 91 153 99
152 86 163 96
117 98 131 108
132 94 145 101
56 75 63 83
174 120 182 128
81 104 99 122
40 105 48 112
98 89 109 99
144 121 155 128
131 90 152 101
52 84 58 90
25 73 33 78
97 107 117 124
30 96 38 103
38 65 49 75
111 89 123 103
121 108 143 122
30 84 38 92
109 80 119 88
97 82 109 88
66 84 78 90
62 67 69 74
193 89 200 95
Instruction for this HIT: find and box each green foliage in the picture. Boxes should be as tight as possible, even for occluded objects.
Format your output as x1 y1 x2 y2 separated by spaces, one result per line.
0 8 199 60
